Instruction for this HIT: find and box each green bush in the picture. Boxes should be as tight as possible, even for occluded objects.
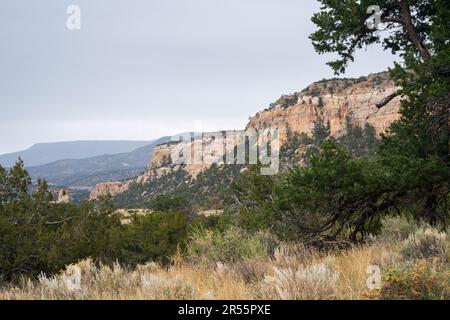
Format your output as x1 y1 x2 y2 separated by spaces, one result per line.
121 212 188 265
226 165 280 235
377 216 419 243
0 194 123 282
150 195 187 212
185 227 278 264
0 160 189 282
400 226 448 262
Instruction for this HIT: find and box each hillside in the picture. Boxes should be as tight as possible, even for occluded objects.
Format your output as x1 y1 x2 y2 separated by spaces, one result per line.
27 137 171 188
90 71 401 208
0 140 153 168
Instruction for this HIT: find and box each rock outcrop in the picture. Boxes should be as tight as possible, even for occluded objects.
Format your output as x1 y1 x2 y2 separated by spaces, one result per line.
88 181 133 199
246 72 400 144
90 71 401 200
89 141 211 199
54 188 72 203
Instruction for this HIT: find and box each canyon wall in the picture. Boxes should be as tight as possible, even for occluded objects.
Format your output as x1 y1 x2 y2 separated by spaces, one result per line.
89 142 210 199
246 72 400 144
90 72 401 200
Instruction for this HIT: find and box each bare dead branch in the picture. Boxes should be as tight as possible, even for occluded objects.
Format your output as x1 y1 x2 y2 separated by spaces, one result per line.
44 217 76 225
376 92 400 109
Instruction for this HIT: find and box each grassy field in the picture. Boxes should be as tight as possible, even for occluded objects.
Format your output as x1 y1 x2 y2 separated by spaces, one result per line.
1 218 448 300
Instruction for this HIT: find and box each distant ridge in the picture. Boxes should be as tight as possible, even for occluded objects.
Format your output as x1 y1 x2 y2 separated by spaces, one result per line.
0 140 153 167
27 137 172 188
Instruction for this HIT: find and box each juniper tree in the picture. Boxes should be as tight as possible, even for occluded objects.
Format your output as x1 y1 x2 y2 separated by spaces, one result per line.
273 0 449 242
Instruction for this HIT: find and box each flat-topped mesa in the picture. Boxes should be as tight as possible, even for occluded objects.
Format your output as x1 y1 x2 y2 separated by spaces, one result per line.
246 72 400 144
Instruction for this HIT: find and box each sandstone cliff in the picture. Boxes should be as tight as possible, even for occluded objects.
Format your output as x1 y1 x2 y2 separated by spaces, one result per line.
246 72 400 144
89 142 211 199
89 72 401 200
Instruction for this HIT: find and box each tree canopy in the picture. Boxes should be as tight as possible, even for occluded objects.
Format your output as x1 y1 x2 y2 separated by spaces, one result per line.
298 0 449 240
310 0 448 74
230 0 449 242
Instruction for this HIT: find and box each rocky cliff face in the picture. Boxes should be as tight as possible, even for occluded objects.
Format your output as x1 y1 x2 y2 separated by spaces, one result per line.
89 181 134 200
246 72 400 144
90 72 401 200
89 142 211 199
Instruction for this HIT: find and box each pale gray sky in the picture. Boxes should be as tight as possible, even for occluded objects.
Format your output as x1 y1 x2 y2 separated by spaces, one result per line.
0 0 397 154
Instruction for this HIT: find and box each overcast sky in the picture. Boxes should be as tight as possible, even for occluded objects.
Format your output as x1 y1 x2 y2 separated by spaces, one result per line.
0 0 397 154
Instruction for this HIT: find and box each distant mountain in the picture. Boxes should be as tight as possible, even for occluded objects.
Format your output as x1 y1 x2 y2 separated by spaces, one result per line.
0 141 154 168
27 137 172 188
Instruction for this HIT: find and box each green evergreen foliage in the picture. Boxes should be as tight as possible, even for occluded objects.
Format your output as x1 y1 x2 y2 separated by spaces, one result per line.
310 0 439 74
120 212 188 265
277 95 298 109
226 116 383 241
313 117 331 145
279 133 312 167
338 115 380 157
114 163 244 211
151 195 188 212
0 160 189 282
227 165 278 233
274 141 387 241
275 0 450 240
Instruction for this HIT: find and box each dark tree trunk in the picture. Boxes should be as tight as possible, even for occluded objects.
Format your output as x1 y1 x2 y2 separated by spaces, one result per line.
399 0 432 61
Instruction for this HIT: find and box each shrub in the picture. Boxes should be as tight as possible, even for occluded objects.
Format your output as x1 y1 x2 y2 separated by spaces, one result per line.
121 212 188 265
264 263 339 300
150 195 187 212
377 216 419 243
272 243 317 268
400 227 448 262
185 227 278 264
1 259 198 300
230 260 268 283
378 259 449 300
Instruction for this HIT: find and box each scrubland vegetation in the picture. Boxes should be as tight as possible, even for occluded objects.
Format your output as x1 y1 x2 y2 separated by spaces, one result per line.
0 217 447 300
0 159 447 300
1 0 448 300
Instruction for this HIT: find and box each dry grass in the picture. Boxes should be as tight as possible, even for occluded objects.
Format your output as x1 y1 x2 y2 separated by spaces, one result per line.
0 221 448 300
0 244 403 300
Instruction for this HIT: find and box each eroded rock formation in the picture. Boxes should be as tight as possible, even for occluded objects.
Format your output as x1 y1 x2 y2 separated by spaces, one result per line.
90 72 401 200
